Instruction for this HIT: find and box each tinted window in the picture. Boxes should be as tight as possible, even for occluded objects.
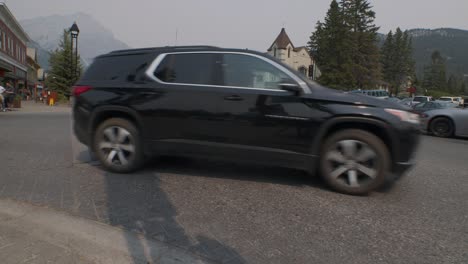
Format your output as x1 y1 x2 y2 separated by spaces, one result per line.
154 53 217 85
413 97 427 103
414 103 425 109
222 54 294 89
425 102 435 108
81 54 151 82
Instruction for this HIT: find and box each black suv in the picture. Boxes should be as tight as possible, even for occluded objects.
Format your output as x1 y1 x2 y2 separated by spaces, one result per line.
73 46 419 195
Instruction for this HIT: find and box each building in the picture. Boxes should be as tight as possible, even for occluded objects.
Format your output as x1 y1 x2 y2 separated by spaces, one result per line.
26 47 43 99
267 28 320 80
0 2 30 92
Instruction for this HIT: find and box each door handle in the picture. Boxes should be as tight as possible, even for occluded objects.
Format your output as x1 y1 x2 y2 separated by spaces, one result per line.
224 95 243 101
140 91 158 97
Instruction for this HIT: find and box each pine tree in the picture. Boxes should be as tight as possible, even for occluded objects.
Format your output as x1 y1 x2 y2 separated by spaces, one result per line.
447 75 457 94
380 28 415 95
46 29 83 97
308 0 354 89
340 0 381 89
460 82 466 95
423 50 447 91
380 30 394 87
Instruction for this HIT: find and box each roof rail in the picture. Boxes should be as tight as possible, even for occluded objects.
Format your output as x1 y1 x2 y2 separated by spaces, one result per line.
110 47 158 54
172 45 219 50
110 45 219 54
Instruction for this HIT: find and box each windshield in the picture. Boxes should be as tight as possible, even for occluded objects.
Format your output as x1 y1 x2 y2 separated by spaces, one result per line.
414 97 427 102
439 98 452 101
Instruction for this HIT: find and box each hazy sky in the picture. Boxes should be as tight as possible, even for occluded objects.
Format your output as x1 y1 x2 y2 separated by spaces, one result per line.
6 0 468 51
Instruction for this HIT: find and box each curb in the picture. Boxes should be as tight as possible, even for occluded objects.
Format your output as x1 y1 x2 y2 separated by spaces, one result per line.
0 199 212 264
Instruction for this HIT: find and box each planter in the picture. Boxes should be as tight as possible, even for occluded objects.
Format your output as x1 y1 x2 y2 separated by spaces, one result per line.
12 97 21 108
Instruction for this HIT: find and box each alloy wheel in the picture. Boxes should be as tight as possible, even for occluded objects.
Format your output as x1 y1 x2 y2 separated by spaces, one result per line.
325 140 378 188
98 126 135 166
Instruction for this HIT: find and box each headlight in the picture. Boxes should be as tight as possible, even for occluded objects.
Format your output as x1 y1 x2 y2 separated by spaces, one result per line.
385 109 420 124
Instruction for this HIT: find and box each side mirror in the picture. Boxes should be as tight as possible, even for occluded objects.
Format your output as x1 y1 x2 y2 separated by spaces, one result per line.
279 83 301 94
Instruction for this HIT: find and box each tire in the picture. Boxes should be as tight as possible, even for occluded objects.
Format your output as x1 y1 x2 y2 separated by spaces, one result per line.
319 129 391 195
93 118 144 173
430 117 454 138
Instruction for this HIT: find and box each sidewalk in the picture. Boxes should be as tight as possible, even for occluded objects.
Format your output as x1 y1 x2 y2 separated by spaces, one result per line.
6 100 71 113
0 199 211 264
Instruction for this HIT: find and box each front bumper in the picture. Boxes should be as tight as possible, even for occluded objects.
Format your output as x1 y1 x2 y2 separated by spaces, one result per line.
419 118 430 133
393 161 414 175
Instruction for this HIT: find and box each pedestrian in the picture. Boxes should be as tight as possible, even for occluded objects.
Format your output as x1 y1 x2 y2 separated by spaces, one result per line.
0 85 6 111
4 82 15 109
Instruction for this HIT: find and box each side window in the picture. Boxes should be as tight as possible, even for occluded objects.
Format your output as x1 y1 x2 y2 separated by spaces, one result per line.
221 53 294 90
154 53 217 85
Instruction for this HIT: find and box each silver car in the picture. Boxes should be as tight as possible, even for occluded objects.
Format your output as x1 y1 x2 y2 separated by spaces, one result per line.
420 106 468 137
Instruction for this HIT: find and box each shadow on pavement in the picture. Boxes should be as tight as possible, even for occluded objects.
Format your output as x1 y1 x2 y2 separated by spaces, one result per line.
150 156 327 190
104 169 247 264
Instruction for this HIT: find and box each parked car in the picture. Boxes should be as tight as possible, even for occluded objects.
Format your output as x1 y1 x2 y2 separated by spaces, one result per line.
400 96 434 107
411 96 434 106
412 101 457 114
438 96 462 104
420 106 468 138
72 46 420 195
399 97 413 106
385 97 401 103
349 89 389 99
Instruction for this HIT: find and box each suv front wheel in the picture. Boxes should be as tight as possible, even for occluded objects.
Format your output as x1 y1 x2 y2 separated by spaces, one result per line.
93 118 144 173
320 129 390 195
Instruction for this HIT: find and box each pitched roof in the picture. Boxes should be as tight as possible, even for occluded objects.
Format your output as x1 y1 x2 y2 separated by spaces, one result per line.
293 46 308 52
268 28 294 51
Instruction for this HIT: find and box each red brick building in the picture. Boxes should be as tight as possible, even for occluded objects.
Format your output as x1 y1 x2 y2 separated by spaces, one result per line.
0 2 29 92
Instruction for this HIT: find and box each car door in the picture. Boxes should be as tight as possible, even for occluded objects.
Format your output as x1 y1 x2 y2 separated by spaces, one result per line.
213 52 321 161
138 52 225 154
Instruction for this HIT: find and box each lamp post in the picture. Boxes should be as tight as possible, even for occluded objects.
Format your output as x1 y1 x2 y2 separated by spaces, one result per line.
69 22 80 83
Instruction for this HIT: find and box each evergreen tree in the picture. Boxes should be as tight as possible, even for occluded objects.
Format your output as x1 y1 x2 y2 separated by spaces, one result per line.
46 29 83 97
380 30 394 86
460 82 466 95
447 74 457 94
308 0 354 89
340 0 381 89
381 28 416 95
423 51 447 91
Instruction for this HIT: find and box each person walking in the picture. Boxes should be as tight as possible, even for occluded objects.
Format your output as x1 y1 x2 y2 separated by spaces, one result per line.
0 85 6 111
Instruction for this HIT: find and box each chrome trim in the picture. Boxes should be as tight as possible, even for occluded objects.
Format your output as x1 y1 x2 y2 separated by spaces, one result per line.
265 115 309 121
144 51 311 94
160 139 302 155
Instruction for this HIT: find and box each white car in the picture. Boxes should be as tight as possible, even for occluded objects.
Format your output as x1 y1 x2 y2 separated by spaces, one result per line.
402 96 433 107
438 97 462 104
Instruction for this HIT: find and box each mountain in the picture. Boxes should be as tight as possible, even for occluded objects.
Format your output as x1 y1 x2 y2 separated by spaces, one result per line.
379 28 468 81
27 40 52 71
407 28 468 80
21 12 130 69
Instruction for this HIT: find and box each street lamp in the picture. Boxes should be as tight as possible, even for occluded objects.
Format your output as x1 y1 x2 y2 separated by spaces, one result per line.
69 22 80 83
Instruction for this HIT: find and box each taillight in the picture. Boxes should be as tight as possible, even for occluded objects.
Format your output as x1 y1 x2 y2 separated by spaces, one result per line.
72 85 92 97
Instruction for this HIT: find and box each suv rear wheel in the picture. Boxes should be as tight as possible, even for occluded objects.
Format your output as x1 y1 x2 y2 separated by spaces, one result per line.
93 118 144 173
320 129 390 195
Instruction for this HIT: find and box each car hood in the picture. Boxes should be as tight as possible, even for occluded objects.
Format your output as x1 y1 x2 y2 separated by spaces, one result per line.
304 85 408 110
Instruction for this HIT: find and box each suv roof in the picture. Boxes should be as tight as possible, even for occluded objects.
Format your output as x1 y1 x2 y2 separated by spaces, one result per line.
97 46 273 59
109 45 220 55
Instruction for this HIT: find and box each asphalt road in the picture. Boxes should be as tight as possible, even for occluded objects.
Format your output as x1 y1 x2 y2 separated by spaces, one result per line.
0 111 467 264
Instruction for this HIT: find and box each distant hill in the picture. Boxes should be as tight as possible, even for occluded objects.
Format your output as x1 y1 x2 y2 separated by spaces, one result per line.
21 12 130 69
408 28 468 80
379 28 468 81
